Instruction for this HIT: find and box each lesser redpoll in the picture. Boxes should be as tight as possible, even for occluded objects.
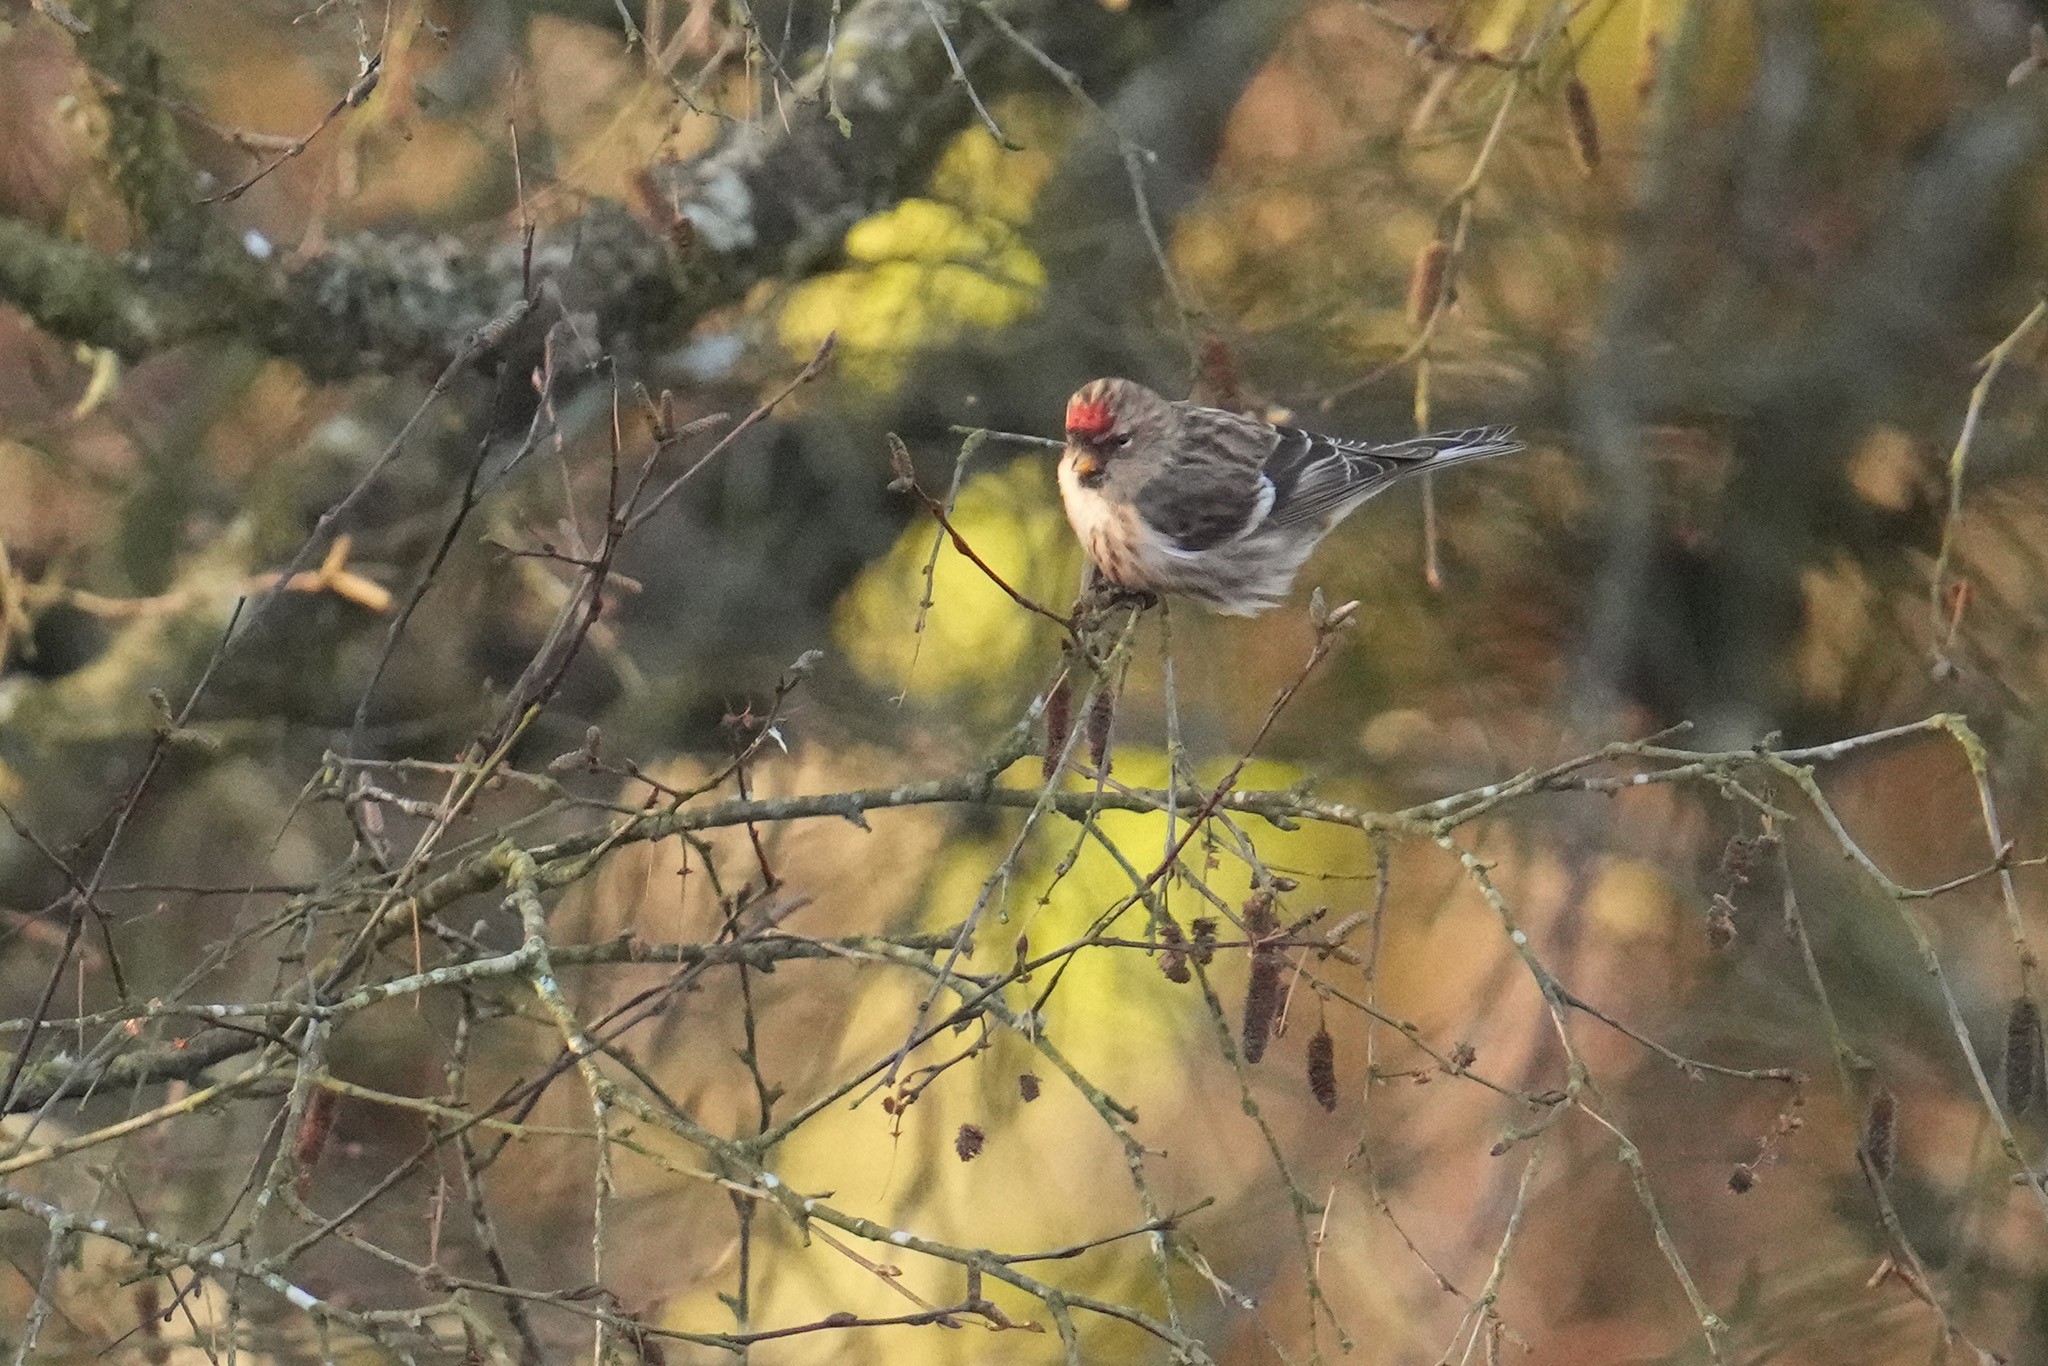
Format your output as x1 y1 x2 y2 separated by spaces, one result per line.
1057 377 1521 615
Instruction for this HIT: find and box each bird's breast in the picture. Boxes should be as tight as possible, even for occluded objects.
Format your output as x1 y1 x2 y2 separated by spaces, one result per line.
1057 455 1145 587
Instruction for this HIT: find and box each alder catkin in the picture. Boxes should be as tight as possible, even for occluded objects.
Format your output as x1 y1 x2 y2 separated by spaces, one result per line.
293 1087 339 1199
1405 239 1451 328
1086 687 1114 769
1859 1087 1898 1180
1717 831 1761 884
1636 32 1663 104
1307 1025 1339 1112
134 1282 163 1345
1042 676 1073 780
1239 889 1284 1062
1242 951 1283 1064
1242 889 1278 937
2005 997 2042 1115
1564 75 1601 171
1199 334 1245 412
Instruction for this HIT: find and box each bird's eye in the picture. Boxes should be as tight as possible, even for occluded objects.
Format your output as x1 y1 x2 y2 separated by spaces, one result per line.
1109 432 1131 450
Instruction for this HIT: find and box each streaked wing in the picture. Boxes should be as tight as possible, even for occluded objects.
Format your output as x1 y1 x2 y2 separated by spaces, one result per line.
1135 405 1276 551
1260 425 1521 529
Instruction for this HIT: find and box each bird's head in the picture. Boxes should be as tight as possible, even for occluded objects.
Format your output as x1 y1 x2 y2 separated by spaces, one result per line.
1062 378 1170 487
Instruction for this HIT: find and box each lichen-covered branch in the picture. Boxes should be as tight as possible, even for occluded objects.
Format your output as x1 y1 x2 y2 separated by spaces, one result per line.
3 0 1229 379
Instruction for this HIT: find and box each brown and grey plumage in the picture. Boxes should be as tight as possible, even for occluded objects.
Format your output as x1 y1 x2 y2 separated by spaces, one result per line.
1057 377 1522 615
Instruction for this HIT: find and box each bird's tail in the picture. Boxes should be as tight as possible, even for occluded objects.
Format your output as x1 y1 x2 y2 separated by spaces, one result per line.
1371 425 1524 473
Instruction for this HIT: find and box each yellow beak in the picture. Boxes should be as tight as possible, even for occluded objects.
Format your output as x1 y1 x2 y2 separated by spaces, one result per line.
1070 450 1102 481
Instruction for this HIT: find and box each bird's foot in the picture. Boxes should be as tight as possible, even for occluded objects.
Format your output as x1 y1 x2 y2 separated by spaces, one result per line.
1076 579 1159 615
1070 575 1160 645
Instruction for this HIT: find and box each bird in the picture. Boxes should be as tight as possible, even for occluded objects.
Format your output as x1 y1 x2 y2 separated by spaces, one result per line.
1057 377 1522 616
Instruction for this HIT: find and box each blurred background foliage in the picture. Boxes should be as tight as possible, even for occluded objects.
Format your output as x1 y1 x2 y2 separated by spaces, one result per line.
4 0 2048 1362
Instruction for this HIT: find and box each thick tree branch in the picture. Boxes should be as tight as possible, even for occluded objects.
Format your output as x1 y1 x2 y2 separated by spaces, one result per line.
0 215 216 355
2 0 1230 379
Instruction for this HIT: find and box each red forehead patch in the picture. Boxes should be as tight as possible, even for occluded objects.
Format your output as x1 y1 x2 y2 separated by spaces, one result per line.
1065 395 1114 438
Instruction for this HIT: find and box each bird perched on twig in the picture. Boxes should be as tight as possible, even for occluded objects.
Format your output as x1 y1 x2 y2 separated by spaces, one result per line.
1057 378 1522 616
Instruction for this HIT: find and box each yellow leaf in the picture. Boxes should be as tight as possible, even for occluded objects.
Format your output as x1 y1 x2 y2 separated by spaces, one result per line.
777 100 1066 388
69 344 118 419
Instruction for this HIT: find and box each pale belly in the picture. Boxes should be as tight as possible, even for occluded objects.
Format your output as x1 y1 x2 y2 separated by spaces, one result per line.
1056 456 1313 614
